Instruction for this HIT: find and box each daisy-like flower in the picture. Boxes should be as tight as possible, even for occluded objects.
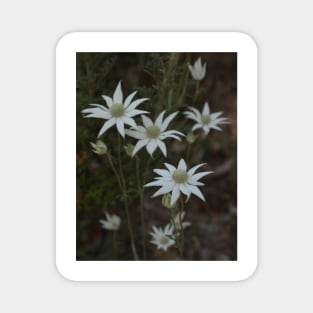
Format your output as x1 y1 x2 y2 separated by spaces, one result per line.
82 81 149 138
125 111 184 157
170 211 191 231
145 158 212 206
184 101 229 135
188 57 206 81
99 213 121 231
150 224 175 251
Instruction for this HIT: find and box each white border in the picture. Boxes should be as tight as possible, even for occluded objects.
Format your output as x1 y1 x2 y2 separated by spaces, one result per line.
56 32 258 281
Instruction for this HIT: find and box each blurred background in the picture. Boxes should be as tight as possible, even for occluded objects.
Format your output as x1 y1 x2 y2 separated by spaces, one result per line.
76 53 237 260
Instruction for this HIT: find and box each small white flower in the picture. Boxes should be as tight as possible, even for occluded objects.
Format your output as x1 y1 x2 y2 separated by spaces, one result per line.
170 211 191 231
145 158 212 206
125 110 184 157
184 102 229 135
188 57 206 81
150 224 175 251
82 81 149 138
99 213 121 231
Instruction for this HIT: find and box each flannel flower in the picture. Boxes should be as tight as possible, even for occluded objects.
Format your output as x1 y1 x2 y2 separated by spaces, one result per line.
150 224 175 251
184 102 229 135
82 81 149 138
145 158 212 206
188 57 206 81
125 111 184 157
99 213 121 231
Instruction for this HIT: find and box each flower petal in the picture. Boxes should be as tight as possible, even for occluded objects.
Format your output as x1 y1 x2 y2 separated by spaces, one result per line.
202 102 210 115
153 169 171 178
210 111 223 120
170 185 180 206
179 183 191 200
97 118 116 137
125 98 149 112
101 96 113 108
152 181 175 197
155 111 165 128
89 103 109 111
122 116 137 128
188 185 205 201
188 108 202 121
124 91 138 108
189 171 212 182
178 159 187 171
113 81 123 104
141 115 153 127
146 139 158 156
164 163 176 173
192 124 203 131
145 180 165 187
125 129 146 140
160 112 178 131
116 118 125 137
82 108 111 119
157 139 167 157
187 163 207 176
132 138 149 156
126 109 149 117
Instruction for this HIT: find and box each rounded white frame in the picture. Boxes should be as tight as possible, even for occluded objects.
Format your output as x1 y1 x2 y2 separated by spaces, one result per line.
56 32 258 281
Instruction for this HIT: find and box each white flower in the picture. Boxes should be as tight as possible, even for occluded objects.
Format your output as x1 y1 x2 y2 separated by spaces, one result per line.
125 111 184 157
170 211 191 231
82 81 149 138
99 213 121 231
145 158 212 206
150 224 175 251
188 57 206 81
184 102 229 135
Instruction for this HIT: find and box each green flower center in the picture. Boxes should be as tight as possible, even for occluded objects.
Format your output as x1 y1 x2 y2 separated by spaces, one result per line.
201 114 211 125
172 169 188 184
146 125 160 139
110 103 125 117
160 236 169 245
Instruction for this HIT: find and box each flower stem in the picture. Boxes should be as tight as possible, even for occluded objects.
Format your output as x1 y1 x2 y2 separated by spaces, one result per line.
186 143 192 167
117 135 139 260
136 156 147 260
194 80 200 104
179 197 185 258
106 153 123 192
112 230 117 259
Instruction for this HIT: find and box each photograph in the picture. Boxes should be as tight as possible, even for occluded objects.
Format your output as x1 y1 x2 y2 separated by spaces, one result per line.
76 52 237 261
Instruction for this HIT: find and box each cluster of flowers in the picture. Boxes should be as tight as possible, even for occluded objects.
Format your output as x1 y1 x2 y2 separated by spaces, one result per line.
83 57 229 252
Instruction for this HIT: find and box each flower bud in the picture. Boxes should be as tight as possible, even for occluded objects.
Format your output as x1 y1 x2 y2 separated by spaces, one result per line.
188 57 206 81
186 132 197 144
162 193 174 209
90 140 108 155
124 144 135 157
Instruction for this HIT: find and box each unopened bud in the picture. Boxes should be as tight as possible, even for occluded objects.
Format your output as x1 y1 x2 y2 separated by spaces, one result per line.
162 193 174 209
186 132 197 144
90 140 108 155
124 144 135 157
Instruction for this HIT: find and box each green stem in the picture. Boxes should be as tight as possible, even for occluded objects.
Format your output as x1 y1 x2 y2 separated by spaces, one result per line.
106 153 123 192
112 230 117 259
178 54 191 107
186 143 192 167
194 80 200 104
136 156 146 260
179 197 185 257
117 135 138 260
